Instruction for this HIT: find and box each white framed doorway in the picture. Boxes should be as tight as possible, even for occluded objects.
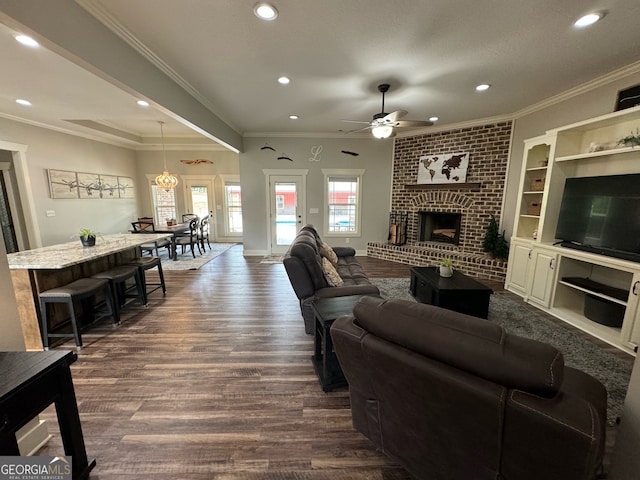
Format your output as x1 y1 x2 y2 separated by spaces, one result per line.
183 175 216 236
264 170 307 255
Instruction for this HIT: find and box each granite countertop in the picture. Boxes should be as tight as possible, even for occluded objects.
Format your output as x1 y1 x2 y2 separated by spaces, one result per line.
7 233 171 269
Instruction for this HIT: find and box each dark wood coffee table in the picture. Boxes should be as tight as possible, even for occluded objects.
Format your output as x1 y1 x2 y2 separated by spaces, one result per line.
409 266 493 319
311 294 373 392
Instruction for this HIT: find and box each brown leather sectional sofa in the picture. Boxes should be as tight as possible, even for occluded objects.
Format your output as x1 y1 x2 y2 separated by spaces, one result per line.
331 296 607 480
283 225 379 334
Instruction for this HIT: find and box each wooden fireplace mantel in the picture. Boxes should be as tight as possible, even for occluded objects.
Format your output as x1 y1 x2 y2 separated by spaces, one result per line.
404 182 481 190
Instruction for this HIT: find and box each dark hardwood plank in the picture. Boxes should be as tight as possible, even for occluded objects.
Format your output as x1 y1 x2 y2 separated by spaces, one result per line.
36 246 629 478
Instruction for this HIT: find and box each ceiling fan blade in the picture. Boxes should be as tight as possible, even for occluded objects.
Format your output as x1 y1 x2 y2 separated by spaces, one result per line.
341 119 373 125
345 125 374 134
395 119 434 128
382 110 408 122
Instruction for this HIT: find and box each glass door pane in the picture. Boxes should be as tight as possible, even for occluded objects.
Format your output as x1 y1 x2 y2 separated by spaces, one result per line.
275 182 297 245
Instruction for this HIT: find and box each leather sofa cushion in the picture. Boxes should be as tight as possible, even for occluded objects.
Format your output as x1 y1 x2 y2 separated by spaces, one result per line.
288 230 327 291
353 296 564 397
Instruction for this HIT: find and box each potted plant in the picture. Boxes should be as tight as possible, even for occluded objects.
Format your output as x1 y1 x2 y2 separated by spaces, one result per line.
78 228 100 247
439 257 454 277
619 128 640 148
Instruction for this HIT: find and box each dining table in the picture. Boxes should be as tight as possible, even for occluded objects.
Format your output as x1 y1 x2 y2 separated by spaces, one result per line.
132 222 190 260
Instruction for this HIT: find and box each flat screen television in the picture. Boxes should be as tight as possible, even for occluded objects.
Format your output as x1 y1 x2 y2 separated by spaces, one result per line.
555 173 640 263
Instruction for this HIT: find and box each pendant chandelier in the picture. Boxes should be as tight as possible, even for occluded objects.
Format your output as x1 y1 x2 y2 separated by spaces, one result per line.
155 121 178 191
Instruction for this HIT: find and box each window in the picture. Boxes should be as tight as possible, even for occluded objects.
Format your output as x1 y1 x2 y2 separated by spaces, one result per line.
323 169 364 236
224 181 243 235
152 184 177 222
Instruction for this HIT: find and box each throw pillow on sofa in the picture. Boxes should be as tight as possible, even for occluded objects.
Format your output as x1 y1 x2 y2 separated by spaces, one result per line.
319 242 338 265
322 257 344 286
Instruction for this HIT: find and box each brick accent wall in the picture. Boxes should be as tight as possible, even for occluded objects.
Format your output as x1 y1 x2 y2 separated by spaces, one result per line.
367 121 513 282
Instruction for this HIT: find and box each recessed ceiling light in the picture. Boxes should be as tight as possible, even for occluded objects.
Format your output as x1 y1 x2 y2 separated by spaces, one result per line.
574 12 603 28
15 35 39 47
254 3 278 21
429 116 439 122
137 100 150 107
16 99 32 106
475 84 491 92
289 115 299 120
278 76 290 85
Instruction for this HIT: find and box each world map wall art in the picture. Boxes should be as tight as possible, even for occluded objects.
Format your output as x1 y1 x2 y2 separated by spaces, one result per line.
417 152 469 184
47 169 135 199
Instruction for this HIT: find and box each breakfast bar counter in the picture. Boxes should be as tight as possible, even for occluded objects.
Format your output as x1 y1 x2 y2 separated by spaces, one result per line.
8 233 171 350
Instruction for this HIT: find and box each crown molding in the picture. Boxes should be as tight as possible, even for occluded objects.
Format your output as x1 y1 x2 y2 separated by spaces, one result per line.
75 0 240 133
513 60 640 118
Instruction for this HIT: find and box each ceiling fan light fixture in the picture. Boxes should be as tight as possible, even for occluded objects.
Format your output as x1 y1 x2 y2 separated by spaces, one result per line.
372 125 394 139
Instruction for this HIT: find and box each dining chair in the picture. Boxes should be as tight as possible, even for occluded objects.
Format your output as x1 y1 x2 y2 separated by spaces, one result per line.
198 214 211 251
175 218 201 258
131 220 172 257
181 213 198 222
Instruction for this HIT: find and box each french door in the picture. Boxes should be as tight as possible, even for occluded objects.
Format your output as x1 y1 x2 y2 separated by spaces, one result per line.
184 176 215 236
268 174 306 254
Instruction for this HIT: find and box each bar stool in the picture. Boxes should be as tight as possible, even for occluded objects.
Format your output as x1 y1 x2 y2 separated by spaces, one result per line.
127 256 166 304
92 265 146 323
39 277 116 350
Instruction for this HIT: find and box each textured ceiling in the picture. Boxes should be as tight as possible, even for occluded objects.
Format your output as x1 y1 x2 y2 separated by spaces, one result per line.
1 0 640 148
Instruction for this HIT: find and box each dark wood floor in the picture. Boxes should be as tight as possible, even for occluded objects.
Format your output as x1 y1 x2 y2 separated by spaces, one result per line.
37 245 631 479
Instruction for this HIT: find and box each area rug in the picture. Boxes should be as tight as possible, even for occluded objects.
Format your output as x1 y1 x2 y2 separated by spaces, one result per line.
370 277 633 425
260 254 284 264
156 243 237 270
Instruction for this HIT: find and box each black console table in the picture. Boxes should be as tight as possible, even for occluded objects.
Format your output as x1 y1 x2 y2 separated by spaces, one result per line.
0 350 95 479
410 266 493 319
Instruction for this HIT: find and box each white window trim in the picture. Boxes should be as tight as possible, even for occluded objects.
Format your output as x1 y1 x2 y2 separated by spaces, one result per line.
322 168 365 238
220 174 242 237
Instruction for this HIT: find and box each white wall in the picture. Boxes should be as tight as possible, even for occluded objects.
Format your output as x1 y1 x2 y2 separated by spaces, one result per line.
239 136 393 255
0 118 139 246
134 148 240 239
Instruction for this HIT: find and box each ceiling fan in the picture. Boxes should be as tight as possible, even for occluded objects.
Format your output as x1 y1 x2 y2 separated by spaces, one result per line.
343 84 433 138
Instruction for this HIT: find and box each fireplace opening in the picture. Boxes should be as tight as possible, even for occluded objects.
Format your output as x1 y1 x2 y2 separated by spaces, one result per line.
418 212 462 245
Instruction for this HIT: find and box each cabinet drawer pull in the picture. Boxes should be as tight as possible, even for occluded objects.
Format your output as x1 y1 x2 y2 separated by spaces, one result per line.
549 258 555 270
633 281 640 296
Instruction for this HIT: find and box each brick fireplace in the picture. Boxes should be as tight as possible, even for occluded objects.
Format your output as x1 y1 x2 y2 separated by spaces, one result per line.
368 121 513 282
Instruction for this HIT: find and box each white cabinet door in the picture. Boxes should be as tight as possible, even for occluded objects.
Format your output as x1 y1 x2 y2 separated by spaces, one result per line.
528 249 557 307
623 275 640 351
506 242 531 296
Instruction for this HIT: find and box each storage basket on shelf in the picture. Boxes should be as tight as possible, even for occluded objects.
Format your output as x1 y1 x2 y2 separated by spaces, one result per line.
527 202 542 216
530 177 545 191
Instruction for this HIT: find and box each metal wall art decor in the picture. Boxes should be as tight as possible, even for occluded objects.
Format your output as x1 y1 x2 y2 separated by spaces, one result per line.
417 152 470 184
48 169 136 199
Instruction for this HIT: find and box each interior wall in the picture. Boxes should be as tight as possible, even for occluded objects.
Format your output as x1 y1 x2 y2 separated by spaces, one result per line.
0 117 139 246
239 137 393 255
134 149 239 239
504 71 640 238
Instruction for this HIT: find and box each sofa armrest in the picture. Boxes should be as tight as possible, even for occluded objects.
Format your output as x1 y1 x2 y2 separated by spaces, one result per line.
314 285 380 299
333 246 356 257
501 383 606 479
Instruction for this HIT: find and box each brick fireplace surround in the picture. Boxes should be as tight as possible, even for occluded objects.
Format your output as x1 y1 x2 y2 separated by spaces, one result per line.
367 121 513 282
